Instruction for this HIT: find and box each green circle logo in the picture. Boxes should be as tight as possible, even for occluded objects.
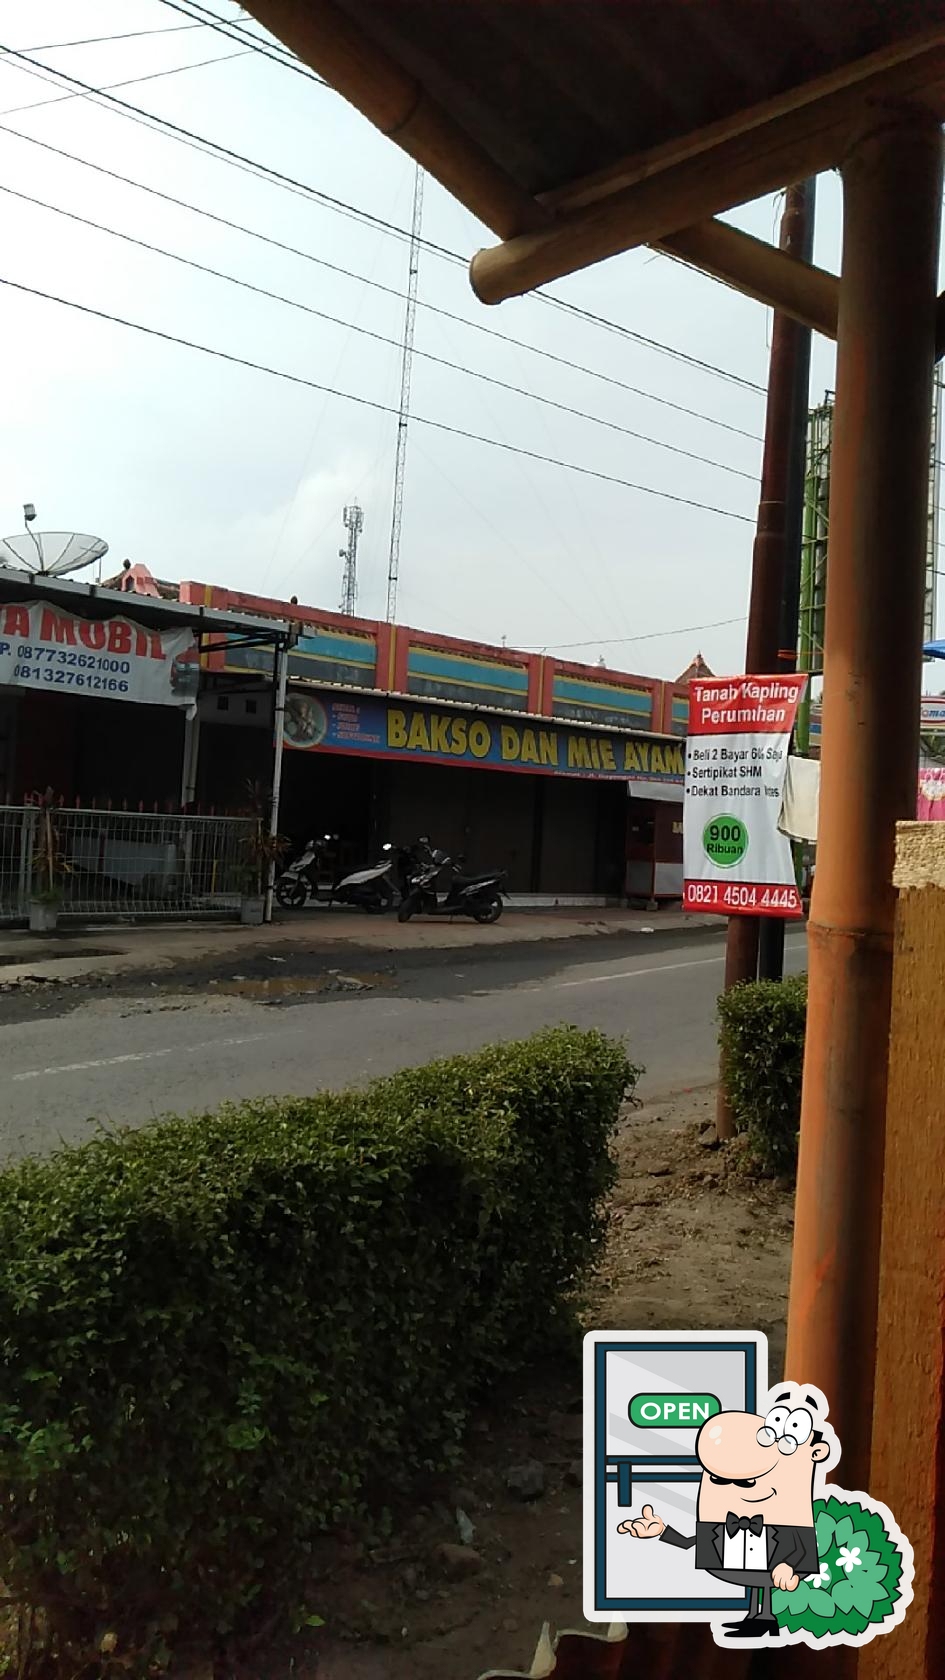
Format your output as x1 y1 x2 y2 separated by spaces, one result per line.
703 814 748 868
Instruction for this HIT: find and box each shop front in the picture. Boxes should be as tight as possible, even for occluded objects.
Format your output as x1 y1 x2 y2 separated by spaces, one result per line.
0 571 290 923
277 688 685 901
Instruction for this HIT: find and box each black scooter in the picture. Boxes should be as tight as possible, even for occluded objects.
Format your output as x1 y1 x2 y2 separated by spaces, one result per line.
275 834 335 908
397 842 507 924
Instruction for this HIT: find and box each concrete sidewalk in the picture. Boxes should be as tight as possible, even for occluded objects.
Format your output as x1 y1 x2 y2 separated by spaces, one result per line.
0 904 717 987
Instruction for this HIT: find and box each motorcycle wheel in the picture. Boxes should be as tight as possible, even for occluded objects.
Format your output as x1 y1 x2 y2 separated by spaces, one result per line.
397 891 419 923
364 883 392 915
473 895 503 925
275 879 307 909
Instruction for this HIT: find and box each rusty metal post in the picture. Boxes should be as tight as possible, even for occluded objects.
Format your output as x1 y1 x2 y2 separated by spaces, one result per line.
784 114 943 1488
716 182 813 1137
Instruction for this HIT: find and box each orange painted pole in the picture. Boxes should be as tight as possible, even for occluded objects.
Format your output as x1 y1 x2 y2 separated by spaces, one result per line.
783 114 943 1488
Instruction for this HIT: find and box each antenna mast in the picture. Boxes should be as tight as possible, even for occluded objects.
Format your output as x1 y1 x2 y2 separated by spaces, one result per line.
339 500 364 616
386 164 424 623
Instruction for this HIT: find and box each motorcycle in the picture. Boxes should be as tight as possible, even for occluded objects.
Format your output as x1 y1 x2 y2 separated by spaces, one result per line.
331 841 410 913
396 842 507 924
275 834 336 909
276 837 424 914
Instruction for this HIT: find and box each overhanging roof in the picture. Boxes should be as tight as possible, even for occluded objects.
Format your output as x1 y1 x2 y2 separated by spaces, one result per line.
0 568 292 645
243 2 945 308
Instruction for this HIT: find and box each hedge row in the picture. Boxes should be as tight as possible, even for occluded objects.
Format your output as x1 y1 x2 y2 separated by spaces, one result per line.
718 974 807 1174
0 1027 636 1662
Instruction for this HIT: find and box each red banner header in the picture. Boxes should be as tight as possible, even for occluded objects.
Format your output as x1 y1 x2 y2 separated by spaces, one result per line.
689 674 807 737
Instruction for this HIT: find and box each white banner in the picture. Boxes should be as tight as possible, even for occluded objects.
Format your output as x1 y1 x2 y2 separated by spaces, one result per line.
683 674 807 919
0 600 198 708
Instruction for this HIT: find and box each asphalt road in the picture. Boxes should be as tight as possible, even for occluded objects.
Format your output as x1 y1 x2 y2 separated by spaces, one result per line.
0 927 807 1159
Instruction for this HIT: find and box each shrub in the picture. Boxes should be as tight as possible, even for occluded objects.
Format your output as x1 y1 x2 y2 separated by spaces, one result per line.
0 1027 636 1665
717 974 807 1174
772 1495 907 1640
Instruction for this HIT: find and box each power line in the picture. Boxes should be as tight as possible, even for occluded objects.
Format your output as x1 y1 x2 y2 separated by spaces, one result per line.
0 126 762 447
23 24 207 51
161 0 305 63
0 42 767 399
533 293 765 395
0 179 757 483
0 274 753 526
0 48 251 117
0 45 457 245
157 0 326 86
537 615 747 651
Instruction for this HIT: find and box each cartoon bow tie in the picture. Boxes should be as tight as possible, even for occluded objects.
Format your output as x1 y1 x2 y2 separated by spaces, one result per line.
726 1512 765 1538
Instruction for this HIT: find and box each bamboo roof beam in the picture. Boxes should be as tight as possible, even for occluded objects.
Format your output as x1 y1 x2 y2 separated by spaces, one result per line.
237 0 550 239
654 219 839 340
469 32 945 304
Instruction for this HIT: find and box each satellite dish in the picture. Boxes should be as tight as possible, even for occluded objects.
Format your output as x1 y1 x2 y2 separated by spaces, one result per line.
0 530 109 578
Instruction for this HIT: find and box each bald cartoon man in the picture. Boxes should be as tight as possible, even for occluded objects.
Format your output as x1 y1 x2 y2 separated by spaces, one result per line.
619 1383 836 1640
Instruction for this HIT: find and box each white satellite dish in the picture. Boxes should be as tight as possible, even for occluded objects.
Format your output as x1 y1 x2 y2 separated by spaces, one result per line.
0 530 109 578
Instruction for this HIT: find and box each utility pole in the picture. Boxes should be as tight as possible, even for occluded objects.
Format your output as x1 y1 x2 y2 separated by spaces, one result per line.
386 164 424 623
338 500 363 617
758 178 816 983
716 180 816 1137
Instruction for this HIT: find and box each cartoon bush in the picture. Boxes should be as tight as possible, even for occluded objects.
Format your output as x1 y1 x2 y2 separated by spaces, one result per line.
772 1495 905 1638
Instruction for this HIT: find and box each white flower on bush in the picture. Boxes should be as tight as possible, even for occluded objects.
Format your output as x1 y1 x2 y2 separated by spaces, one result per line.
807 1563 831 1588
837 1544 862 1574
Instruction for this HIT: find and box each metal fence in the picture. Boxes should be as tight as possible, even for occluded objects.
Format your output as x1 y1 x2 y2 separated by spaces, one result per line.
0 806 253 923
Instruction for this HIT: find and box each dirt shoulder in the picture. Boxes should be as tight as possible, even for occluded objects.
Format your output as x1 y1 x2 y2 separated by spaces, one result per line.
269 1089 795 1680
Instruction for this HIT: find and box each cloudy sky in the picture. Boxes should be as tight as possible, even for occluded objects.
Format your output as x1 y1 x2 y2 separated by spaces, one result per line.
1 1 938 686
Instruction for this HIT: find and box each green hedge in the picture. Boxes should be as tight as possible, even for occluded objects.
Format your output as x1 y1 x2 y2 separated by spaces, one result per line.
718 974 807 1174
0 1027 636 1663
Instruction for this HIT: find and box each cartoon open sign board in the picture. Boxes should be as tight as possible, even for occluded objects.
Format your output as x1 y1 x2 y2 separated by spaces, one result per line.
583 1330 914 1651
584 1331 766 1622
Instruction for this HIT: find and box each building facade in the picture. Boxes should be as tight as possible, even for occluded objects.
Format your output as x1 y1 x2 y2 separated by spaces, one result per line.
180 582 691 903
0 566 697 905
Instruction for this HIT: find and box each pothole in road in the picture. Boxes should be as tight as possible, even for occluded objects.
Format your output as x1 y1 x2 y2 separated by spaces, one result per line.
211 970 395 1002
0 947 122 968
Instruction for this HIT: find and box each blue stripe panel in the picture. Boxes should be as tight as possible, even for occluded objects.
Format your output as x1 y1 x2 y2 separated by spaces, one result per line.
408 647 528 693
297 631 375 667
554 677 649 715
408 675 529 710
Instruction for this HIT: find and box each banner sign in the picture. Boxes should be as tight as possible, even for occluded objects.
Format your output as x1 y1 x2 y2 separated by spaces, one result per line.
284 689 685 788
0 600 198 708
920 697 945 731
683 675 807 918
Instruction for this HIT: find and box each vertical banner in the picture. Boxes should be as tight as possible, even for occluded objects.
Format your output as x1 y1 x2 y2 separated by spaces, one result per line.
683 675 807 918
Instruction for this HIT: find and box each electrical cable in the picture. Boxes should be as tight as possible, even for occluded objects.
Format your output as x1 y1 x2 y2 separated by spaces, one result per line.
0 41 767 396
0 49 251 117
536 614 747 651
0 179 757 483
0 127 762 447
0 274 754 525
157 0 325 85
23 25 208 51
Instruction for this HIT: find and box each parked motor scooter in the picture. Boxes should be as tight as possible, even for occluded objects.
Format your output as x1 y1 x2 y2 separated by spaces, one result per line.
397 842 506 924
275 834 336 909
330 840 416 913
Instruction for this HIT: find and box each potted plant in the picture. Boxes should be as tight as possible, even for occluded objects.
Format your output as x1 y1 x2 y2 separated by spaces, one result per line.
240 781 288 926
29 788 68 933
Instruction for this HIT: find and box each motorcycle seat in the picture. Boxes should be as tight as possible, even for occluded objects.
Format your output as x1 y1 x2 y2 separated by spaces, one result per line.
453 870 504 887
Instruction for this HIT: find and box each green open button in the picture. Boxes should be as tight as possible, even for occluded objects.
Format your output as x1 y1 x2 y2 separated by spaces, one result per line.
629 1393 721 1428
